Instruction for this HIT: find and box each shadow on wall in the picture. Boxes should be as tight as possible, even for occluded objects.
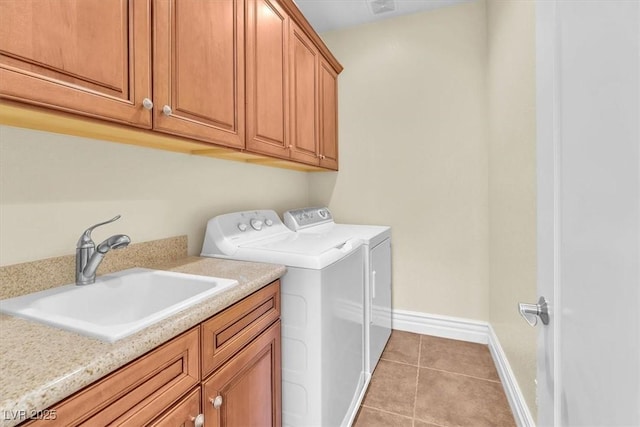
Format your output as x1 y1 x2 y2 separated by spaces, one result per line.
0 125 311 265
308 171 338 209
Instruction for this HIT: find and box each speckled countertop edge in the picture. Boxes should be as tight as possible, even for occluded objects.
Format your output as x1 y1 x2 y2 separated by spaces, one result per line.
0 257 285 427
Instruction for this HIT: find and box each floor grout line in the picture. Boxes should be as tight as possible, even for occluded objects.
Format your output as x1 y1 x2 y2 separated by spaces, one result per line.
412 334 422 422
379 356 501 384
414 416 449 427
380 356 419 367
420 366 502 384
360 404 415 421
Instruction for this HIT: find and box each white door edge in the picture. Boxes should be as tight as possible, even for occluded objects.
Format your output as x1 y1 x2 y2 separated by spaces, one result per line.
536 0 560 424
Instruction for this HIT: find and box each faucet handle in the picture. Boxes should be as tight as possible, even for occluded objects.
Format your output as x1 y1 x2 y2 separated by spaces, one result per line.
77 215 122 248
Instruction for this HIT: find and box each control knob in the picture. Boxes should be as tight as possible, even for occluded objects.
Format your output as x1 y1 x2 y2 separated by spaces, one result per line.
237 223 248 232
250 219 263 231
265 219 273 226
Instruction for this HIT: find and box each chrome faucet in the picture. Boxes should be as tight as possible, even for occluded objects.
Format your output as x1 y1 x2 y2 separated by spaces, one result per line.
76 215 131 285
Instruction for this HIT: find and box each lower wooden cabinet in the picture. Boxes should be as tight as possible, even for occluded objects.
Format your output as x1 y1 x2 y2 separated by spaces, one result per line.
149 388 202 427
24 328 200 427
23 280 281 427
201 281 280 378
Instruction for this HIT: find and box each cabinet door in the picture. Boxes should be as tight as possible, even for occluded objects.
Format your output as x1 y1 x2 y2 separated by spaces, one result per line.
289 23 320 166
153 0 244 148
149 387 202 427
319 59 339 170
0 0 152 127
245 0 290 158
203 321 281 427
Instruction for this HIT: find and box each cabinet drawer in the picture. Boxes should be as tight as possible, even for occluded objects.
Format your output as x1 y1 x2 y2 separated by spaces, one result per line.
201 280 280 378
26 327 200 426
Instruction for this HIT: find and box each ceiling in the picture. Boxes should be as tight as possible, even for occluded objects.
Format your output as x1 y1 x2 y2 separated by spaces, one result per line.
294 0 472 33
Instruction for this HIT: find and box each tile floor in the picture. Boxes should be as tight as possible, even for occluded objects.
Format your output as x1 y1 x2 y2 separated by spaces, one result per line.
354 330 516 427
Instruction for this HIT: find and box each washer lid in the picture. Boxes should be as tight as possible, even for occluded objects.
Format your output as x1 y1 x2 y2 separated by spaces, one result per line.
328 224 391 247
226 237 361 269
241 231 351 255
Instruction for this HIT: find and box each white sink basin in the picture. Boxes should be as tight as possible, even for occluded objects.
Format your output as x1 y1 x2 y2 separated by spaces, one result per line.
0 268 238 342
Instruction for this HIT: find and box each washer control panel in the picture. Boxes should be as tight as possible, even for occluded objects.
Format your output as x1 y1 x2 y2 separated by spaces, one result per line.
283 207 334 231
229 211 278 235
201 210 288 257
250 218 264 230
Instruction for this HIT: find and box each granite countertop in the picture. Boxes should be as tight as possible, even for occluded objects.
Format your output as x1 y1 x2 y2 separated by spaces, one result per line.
0 257 286 427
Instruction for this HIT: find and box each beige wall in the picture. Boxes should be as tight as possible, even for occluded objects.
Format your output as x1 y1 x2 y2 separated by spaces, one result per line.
487 0 537 416
310 0 537 417
310 1 490 320
0 125 309 266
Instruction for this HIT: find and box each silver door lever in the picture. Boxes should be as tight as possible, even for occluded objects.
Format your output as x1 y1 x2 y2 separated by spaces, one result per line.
518 296 549 327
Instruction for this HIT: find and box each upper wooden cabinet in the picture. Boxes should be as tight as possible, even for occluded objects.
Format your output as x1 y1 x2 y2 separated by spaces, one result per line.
245 0 290 158
247 14 340 169
153 0 244 148
318 59 339 170
0 0 342 170
0 0 152 128
289 22 320 166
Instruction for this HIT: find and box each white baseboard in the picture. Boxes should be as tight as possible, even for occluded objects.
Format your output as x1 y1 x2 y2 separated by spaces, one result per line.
392 308 489 344
391 309 535 427
487 325 536 427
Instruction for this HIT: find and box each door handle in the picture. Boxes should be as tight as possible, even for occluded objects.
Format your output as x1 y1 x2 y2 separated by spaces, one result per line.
518 296 549 327
372 270 376 299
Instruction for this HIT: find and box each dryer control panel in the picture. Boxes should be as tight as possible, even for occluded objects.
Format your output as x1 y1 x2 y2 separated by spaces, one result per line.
283 207 334 231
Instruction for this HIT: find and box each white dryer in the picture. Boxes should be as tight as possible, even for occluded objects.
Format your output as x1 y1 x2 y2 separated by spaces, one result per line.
284 207 392 375
201 210 366 427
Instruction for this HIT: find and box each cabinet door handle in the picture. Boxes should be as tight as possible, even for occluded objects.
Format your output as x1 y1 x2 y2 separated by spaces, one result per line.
162 105 173 116
211 395 223 409
192 413 205 427
142 98 154 110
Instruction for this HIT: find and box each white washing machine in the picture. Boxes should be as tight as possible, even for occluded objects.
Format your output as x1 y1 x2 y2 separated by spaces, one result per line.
201 210 366 427
284 207 392 375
